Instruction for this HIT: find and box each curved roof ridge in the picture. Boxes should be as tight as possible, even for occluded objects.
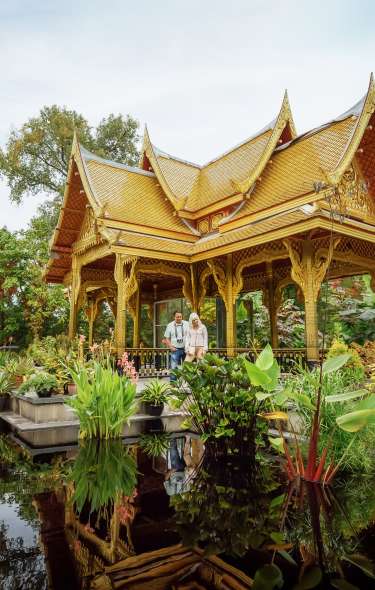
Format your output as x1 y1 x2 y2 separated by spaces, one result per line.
152 145 201 169
275 93 366 153
141 126 185 210
229 90 297 195
201 117 277 168
326 73 375 185
80 145 155 177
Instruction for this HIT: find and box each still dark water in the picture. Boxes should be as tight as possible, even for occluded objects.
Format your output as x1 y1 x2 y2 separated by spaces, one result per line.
1 434 375 589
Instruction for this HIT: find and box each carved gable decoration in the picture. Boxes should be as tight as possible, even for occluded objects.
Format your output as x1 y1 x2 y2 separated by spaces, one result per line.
197 211 226 235
333 165 375 220
75 206 103 254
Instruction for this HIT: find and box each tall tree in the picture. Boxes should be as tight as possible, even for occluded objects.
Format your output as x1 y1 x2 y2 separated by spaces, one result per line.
0 105 140 346
0 105 140 205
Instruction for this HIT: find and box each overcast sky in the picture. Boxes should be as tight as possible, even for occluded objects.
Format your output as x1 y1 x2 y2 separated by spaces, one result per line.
1 0 375 230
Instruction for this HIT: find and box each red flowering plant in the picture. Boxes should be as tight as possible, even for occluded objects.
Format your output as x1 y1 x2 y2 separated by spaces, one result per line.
117 352 138 384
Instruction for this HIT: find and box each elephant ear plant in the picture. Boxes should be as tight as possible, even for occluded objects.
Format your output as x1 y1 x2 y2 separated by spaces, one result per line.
171 346 280 457
65 360 137 439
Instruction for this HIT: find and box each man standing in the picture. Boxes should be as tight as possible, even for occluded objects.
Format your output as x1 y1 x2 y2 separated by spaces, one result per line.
162 310 189 380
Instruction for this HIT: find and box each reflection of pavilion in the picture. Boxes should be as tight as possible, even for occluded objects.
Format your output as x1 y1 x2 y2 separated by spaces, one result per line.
33 442 253 589
46 78 375 366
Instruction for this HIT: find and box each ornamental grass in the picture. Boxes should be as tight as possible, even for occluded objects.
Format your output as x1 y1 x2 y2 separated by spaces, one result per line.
66 360 137 439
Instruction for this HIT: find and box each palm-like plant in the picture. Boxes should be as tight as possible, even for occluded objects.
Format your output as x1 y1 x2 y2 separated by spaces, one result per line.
141 379 171 405
65 361 137 439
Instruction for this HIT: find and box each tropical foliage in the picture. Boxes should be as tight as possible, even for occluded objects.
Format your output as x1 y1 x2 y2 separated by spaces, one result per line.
172 348 279 455
66 361 137 438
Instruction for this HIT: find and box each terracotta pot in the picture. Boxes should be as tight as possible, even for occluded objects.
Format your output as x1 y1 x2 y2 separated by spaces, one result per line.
67 383 77 395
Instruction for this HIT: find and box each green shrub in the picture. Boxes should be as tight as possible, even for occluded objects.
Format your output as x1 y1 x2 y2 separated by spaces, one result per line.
171 347 279 455
65 361 137 439
19 372 58 397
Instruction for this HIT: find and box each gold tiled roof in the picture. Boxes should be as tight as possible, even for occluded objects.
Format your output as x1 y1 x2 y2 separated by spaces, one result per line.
81 150 193 236
187 129 273 211
145 92 297 213
228 115 358 223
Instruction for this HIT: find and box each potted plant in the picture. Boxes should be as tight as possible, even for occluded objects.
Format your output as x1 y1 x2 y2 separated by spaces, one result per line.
0 372 11 411
13 356 34 387
19 372 58 398
141 379 171 416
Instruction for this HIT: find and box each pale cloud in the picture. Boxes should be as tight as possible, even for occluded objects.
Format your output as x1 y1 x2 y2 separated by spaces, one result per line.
1 0 375 229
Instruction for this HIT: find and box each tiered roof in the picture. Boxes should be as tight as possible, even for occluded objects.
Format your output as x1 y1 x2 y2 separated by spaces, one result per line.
46 75 375 282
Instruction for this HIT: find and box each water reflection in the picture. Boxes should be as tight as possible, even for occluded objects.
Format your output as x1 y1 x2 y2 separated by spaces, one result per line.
282 478 375 588
2 433 375 588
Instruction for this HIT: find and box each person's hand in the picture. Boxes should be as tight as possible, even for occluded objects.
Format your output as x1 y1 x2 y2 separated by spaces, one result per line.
170 346 177 352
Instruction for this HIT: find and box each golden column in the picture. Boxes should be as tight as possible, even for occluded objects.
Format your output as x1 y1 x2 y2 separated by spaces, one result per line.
225 253 236 354
132 278 142 347
114 254 138 354
86 297 100 347
208 254 237 356
68 254 81 339
283 238 337 362
265 262 279 349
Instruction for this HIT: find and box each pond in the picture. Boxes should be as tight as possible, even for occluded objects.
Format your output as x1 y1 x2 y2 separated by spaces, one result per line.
1 433 375 590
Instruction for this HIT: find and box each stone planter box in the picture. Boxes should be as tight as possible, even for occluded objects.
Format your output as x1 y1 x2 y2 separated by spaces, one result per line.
10 392 76 424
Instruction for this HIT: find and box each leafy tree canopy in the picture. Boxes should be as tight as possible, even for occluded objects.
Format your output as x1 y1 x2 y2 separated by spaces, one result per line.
0 105 140 204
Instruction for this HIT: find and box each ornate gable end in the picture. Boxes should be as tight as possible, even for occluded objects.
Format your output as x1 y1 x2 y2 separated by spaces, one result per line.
74 205 104 255
326 164 375 223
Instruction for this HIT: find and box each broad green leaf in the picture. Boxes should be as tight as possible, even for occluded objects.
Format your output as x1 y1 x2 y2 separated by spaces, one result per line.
256 392 274 401
322 353 351 374
337 408 375 432
263 359 280 392
292 566 322 589
278 549 297 566
354 394 375 411
245 360 271 388
253 563 283 590
289 391 315 410
270 532 284 544
256 344 274 371
325 389 368 403
269 437 285 454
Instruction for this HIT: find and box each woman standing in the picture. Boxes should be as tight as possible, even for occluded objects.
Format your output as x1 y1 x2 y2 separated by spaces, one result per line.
185 312 208 362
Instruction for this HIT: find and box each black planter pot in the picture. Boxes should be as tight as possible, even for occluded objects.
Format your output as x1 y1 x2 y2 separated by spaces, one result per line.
37 390 53 399
144 401 164 416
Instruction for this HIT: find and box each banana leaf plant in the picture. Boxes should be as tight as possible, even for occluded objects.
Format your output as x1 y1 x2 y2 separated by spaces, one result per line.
244 346 375 484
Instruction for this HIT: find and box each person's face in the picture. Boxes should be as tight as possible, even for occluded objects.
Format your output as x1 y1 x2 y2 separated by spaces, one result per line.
174 312 183 324
192 318 199 328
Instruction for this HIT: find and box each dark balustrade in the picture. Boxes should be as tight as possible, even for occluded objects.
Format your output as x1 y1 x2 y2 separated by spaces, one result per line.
122 347 308 377
125 348 170 377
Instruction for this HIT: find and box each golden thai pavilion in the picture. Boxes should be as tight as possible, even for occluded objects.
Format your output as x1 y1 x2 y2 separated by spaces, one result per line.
46 76 375 363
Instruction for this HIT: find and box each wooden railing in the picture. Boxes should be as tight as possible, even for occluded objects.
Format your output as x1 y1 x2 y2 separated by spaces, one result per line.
124 347 307 377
